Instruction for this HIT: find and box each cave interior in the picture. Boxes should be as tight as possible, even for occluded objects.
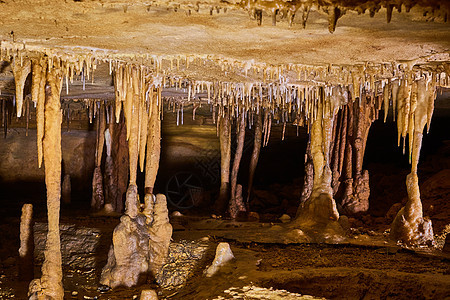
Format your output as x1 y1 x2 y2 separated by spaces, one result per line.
0 0 449 299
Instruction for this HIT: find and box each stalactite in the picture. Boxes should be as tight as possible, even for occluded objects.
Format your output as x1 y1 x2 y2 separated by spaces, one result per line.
91 103 106 211
144 88 161 195
32 58 47 168
327 6 342 33
247 112 263 205
229 111 246 219
11 57 31 118
139 88 149 173
127 68 141 186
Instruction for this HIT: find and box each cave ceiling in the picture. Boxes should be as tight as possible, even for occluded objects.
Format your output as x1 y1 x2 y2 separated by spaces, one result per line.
0 0 449 87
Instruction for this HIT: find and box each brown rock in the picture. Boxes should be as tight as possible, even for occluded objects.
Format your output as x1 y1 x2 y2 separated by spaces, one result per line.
247 211 260 222
443 234 450 253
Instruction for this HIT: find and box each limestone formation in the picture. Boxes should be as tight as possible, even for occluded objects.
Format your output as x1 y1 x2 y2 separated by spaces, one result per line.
229 184 247 219
390 77 436 246
215 109 232 214
100 190 172 289
140 290 159 300
18 203 34 281
247 112 263 204
391 173 434 246
28 59 65 300
295 98 340 226
148 194 173 278
228 112 247 219
205 242 235 277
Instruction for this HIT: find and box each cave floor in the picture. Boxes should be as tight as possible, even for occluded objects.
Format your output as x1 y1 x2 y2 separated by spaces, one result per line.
0 209 449 300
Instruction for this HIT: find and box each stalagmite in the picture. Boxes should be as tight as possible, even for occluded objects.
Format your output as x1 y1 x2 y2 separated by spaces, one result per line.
247 112 263 204
100 184 150 289
19 203 34 281
29 61 64 300
11 57 31 118
147 194 172 278
145 88 161 195
205 242 234 278
100 190 172 288
214 109 232 214
103 128 117 213
390 78 435 246
229 112 247 219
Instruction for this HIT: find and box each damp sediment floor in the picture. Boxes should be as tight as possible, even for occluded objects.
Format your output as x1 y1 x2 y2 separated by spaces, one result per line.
0 207 449 300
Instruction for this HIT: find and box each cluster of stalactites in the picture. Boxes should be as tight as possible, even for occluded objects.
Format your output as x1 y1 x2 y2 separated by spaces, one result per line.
219 0 450 32
0 46 98 118
1 42 449 147
112 63 163 180
163 63 448 134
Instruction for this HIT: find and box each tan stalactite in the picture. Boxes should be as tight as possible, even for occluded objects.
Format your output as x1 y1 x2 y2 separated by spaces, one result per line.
229 0 447 30
96 103 106 168
29 60 64 300
11 57 32 118
125 66 133 141
139 86 149 173
145 88 161 195
327 6 343 33
91 103 106 211
32 58 47 168
127 67 141 186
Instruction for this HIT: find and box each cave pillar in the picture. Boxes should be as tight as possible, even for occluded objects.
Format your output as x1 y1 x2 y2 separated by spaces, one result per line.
247 111 263 205
29 60 64 300
295 97 339 225
340 97 374 215
390 78 435 246
214 108 232 214
228 111 247 219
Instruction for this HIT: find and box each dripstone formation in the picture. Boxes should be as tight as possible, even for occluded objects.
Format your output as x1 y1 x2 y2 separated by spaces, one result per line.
100 187 172 289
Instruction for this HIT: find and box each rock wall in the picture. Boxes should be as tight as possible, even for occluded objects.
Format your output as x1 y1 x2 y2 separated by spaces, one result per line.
0 128 95 189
